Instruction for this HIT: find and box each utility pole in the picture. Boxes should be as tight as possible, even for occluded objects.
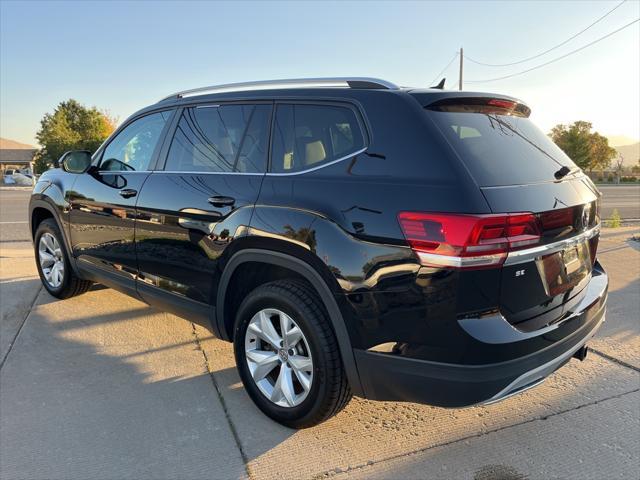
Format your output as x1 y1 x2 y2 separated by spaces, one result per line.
459 47 463 91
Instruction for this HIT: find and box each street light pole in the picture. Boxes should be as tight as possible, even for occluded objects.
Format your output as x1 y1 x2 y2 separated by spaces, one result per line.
459 47 463 91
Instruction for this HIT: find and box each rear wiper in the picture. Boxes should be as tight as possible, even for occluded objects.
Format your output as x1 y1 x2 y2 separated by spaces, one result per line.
554 166 581 180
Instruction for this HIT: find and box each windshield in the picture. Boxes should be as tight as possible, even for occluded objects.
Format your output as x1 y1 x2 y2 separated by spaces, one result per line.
426 110 578 187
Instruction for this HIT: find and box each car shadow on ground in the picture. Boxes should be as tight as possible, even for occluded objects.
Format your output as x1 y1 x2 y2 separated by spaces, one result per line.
1 282 638 480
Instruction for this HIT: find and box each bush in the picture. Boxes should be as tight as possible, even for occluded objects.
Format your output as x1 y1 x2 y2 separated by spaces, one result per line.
607 173 614 182
606 209 622 228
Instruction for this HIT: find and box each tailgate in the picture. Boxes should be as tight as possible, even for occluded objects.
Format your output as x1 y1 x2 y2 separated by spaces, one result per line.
415 93 603 328
484 178 600 328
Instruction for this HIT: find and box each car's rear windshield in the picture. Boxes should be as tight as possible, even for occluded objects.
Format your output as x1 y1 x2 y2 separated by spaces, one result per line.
419 99 577 187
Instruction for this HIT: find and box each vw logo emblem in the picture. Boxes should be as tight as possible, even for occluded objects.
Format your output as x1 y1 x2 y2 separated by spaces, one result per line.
278 349 289 363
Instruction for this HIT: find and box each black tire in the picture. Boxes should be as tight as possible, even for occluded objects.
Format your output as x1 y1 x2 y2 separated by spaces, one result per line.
34 218 93 299
234 280 352 428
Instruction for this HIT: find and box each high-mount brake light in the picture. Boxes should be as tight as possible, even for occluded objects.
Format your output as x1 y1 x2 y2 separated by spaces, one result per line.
487 99 517 109
398 212 541 269
425 97 531 117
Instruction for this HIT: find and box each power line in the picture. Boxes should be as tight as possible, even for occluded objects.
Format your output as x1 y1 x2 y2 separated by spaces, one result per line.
465 0 627 67
466 17 639 84
430 52 459 85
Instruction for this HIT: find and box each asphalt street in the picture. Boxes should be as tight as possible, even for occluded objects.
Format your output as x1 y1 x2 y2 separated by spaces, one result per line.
599 185 640 219
0 185 638 480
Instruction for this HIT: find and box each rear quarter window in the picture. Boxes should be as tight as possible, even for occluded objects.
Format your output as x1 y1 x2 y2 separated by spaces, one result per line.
271 104 365 173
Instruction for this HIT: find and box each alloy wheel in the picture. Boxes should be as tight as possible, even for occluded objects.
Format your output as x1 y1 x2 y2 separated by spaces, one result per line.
244 308 314 407
39 232 64 288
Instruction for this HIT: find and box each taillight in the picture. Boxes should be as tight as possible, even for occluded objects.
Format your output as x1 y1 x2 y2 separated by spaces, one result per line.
398 212 541 269
540 207 573 230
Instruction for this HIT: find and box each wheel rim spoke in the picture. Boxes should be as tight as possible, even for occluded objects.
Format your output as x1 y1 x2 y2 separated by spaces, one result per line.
43 267 53 282
284 325 303 348
246 350 279 381
39 251 55 267
248 311 282 349
289 354 312 372
293 368 312 393
272 364 296 406
279 313 292 347
43 234 55 254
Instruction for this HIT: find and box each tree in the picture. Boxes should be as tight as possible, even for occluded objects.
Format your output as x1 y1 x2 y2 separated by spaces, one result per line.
549 121 616 173
34 99 116 173
613 153 625 183
589 132 617 172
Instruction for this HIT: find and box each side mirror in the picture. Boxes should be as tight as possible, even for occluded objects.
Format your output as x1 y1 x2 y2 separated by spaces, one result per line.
60 151 92 174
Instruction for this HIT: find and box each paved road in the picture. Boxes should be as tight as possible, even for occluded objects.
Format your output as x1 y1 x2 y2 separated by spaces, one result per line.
598 185 640 220
0 187 31 242
1 185 639 479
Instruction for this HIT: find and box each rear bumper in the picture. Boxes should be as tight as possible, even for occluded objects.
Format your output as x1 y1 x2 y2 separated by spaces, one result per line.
353 262 608 407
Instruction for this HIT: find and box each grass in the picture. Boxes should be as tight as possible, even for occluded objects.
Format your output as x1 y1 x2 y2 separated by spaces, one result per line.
606 209 622 228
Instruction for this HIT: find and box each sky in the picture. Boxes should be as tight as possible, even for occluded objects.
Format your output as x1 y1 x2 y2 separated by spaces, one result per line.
1 0 639 147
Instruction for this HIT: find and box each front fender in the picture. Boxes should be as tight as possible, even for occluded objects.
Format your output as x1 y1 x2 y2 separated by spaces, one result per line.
29 171 79 274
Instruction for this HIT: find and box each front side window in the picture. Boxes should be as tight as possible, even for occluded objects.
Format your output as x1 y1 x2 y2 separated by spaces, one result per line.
164 104 271 173
100 111 171 172
271 104 365 173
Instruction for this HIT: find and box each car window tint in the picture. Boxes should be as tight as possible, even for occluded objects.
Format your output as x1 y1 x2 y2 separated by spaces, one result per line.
271 104 365 173
427 111 578 187
164 104 271 173
100 111 171 172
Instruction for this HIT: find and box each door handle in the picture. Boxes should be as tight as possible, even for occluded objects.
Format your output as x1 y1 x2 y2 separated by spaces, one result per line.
119 189 138 199
208 196 235 207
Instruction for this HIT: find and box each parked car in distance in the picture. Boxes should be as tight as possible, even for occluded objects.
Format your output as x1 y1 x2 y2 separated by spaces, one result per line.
3 169 16 184
29 78 608 428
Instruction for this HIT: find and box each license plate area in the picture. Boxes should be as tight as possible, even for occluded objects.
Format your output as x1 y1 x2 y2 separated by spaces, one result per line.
535 241 592 297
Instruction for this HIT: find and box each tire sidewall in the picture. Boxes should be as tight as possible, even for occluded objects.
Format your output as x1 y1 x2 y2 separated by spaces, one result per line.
34 220 72 297
234 287 332 425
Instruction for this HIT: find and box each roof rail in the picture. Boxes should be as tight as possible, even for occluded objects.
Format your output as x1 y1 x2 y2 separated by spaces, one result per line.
159 77 399 102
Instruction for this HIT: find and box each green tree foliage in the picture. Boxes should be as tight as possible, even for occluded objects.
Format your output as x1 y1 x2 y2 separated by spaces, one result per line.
34 99 116 173
549 121 616 172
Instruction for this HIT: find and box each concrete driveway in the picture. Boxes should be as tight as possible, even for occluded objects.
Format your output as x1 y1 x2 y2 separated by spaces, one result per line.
1 189 638 479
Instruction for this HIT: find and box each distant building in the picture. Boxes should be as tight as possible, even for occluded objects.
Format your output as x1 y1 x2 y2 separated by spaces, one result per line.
0 138 36 176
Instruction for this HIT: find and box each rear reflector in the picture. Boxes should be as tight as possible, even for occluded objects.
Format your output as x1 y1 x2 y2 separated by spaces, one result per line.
398 212 541 269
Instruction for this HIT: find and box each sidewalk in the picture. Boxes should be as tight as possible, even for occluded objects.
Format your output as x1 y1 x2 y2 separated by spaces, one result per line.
0 229 638 480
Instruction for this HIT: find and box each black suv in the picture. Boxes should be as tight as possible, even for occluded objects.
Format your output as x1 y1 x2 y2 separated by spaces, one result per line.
29 78 608 428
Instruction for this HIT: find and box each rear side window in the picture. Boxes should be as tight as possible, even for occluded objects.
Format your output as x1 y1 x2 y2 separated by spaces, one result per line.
425 107 577 187
271 104 365 173
165 104 271 173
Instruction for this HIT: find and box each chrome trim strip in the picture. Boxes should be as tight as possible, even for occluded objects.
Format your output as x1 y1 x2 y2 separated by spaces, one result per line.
481 378 545 406
416 251 504 268
96 170 152 174
161 77 399 101
265 147 368 176
479 313 604 406
152 170 264 176
504 224 600 266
